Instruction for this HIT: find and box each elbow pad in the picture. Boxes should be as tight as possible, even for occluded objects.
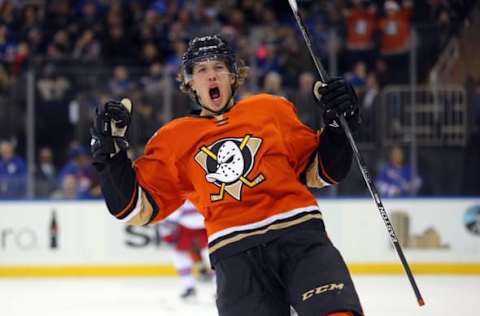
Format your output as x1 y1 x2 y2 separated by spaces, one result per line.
98 151 142 221
317 128 353 183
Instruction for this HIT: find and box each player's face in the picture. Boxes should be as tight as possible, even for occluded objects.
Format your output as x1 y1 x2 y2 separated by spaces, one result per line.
390 146 403 166
190 59 235 113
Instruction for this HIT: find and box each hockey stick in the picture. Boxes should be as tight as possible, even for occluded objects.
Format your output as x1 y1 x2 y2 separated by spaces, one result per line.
287 0 425 307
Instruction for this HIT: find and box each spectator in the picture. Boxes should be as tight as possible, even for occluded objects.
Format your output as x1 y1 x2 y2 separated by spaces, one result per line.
345 60 368 96
290 71 321 130
11 41 29 76
108 65 135 97
57 145 100 199
197 7 222 37
378 0 413 83
224 8 246 35
46 29 71 59
0 1 17 28
149 0 168 15
0 24 16 62
140 61 193 123
133 98 163 145
373 58 390 87
278 28 314 87
0 140 27 199
26 27 45 56
139 41 160 67
35 146 57 198
435 7 451 47
37 63 71 102
362 72 380 112
343 0 377 68
378 0 412 55
0 63 11 92
164 40 186 76
72 29 101 61
105 1 124 29
174 8 196 41
358 72 380 143
376 144 421 197
102 25 133 64
255 41 280 81
140 62 164 96
36 63 72 151
50 174 79 200
18 5 42 40
72 0 103 35
44 1 71 32
262 71 286 97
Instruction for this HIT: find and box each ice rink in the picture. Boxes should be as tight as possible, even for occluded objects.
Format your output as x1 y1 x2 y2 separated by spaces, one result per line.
1 275 478 315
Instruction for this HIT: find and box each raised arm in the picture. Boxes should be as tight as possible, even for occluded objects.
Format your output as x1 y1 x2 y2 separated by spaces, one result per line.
90 99 155 225
313 78 361 184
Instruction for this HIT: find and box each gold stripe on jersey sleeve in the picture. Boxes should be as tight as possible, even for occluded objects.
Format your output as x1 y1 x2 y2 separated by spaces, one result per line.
208 212 323 254
305 154 327 188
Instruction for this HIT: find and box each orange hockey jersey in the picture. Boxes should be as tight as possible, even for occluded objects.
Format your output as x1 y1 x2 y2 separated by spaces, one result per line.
346 8 377 50
134 94 330 261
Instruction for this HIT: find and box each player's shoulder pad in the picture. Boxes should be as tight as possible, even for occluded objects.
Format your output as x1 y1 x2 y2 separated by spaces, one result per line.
239 93 297 112
144 117 192 149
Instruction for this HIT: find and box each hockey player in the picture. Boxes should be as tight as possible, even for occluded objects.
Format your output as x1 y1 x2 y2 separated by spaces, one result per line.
91 34 363 316
159 200 213 299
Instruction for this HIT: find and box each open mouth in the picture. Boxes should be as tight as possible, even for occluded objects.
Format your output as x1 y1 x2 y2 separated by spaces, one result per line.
209 87 220 100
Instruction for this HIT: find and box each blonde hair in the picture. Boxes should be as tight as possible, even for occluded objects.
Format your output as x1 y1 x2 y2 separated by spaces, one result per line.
176 59 250 98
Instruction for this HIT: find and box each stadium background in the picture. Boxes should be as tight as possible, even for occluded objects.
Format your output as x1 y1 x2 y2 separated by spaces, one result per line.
0 0 478 199
0 0 480 316
0 1 479 314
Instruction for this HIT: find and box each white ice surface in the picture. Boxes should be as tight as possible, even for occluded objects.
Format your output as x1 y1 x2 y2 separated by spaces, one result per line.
1 275 478 315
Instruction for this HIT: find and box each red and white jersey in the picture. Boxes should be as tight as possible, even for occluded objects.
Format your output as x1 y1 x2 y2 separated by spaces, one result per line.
165 200 204 230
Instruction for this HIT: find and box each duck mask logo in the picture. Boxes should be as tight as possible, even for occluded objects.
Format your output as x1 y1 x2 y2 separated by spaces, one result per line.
194 134 265 202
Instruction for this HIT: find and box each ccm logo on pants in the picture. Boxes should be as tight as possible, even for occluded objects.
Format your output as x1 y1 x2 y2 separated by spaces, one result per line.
302 283 345 301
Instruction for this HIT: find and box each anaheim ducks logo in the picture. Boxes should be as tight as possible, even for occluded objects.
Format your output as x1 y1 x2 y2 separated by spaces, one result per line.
194 134 265 202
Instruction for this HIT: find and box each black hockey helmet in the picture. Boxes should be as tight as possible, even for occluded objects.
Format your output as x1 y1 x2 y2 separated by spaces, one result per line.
182 34 237 76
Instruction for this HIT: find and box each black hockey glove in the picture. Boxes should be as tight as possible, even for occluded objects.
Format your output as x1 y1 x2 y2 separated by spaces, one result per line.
313 78 361 134
90 98 132 170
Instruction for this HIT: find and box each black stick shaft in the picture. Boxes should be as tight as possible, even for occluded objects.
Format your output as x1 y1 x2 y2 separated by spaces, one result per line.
287 0 424 307
339 115 425 306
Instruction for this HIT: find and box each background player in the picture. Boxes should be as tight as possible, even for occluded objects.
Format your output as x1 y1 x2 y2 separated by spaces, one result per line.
91 34 363 315
159 200 213 300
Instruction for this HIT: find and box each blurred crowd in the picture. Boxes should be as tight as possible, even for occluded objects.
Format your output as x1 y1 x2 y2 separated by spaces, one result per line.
0 0 477 199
